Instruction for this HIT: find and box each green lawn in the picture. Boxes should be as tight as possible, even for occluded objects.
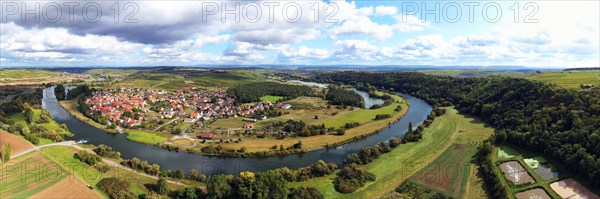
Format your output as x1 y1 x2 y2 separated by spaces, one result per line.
126 130 169 145
260 95 284 102
41 146 108 195
290 106 459 198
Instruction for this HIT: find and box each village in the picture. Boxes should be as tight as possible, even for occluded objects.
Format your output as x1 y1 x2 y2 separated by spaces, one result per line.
84 88 293 136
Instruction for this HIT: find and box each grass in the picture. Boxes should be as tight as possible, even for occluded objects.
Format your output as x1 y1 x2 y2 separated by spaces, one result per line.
0 151 67 198
209 117 249 129
411 144 478 198
0 69 61 79
514 70 600 89
319 94 404 129
126 130 169 145
260 95 284 102
42 146 185 197
289 107 461 198
290 107 495 198
498 145 521 160
523 156 548 169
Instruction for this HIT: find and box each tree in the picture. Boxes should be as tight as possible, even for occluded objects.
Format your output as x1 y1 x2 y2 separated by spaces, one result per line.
172 127 182 135
155 178 168 195
207 174 231 199
97 177 136 199
175 186 199 199
2 143 12 162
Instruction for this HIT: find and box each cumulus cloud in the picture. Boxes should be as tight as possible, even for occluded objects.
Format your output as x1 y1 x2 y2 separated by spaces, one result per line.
328 16 393 40
374 6 397 16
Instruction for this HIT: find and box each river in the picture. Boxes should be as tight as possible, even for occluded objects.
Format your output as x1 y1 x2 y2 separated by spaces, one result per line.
42 86 431 175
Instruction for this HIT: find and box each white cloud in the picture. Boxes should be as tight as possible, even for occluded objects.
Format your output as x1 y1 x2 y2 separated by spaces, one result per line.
279 46 330 59
328 16 393 40
374 6 397 16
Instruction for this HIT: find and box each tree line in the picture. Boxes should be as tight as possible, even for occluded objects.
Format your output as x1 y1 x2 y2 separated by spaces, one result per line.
310 71 600 189
227 82 314 103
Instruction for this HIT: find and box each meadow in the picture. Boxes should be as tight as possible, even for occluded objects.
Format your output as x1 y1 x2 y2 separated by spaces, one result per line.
514 70 600 89
125 130 170 145
290 107 494 198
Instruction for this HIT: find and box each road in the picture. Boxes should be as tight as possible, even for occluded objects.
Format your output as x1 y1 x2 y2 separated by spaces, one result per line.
8 140 186 186
595 73 600 79
154 117 179 131
0 88 35 106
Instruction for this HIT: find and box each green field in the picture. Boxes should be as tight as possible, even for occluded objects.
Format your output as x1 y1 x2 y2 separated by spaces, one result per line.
319 94 404 129
0 69 61 79
0 151 66 198
497 145 521 160
260 95 284 102
411 144 477 198
418 69 526 77
42 146 184 197
126 130 170 145
290 107 461 198
515 70 600 89
291 107 495 198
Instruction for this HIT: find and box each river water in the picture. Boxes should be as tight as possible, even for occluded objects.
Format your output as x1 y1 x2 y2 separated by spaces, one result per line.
42 86 431 175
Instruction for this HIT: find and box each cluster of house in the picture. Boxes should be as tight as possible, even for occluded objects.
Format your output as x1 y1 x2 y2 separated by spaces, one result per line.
85 88 293 128
85 89 147 126
62 72 91 79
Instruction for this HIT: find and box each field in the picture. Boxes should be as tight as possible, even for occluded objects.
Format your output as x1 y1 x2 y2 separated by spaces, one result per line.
41 146 187 197
418 69 527 77
319 93 404 129
260 95 283 102
253 106 351 129
109 69 269 90
499 161 536 186
411 144 477 198
514 70 600 89
0 69 74 85
290 107 494 198
550 179 600 199
0 130 34 155
514 188 551 199
126 130 170 145
29 178 103 198
0 151 66 198
498 145 521 160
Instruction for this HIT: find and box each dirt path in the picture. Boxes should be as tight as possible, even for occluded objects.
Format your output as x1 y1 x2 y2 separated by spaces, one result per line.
10 141 77 159
154 117 179 131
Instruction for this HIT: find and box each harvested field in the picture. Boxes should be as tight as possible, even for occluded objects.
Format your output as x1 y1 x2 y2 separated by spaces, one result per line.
29 177 103 198
0 151 66 198
499 161 535 185
550 179 600 199
0 130 34 156
412 144 477 198
515 188 551 199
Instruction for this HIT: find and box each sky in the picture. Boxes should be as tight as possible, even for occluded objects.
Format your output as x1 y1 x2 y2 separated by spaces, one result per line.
0 0 598 68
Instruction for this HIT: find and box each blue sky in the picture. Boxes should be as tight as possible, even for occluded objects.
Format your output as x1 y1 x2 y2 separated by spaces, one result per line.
0 0 598 68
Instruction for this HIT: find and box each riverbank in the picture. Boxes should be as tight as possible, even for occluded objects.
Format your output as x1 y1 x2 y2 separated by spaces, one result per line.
58 100 118 134
58 92 410 157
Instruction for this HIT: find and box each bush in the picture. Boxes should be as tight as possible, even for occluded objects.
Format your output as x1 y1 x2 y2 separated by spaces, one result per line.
288 187 324 199
333 163 375 193
97 177 136 199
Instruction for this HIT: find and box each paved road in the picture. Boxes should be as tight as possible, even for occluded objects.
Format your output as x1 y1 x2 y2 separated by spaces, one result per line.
10 141 77 159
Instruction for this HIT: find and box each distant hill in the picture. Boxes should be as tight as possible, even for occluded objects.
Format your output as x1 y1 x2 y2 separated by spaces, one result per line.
564 67 600 71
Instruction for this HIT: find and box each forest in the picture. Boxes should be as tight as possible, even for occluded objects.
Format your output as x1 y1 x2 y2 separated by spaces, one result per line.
310 71 600 189
227 82 314 103
325 85 364 108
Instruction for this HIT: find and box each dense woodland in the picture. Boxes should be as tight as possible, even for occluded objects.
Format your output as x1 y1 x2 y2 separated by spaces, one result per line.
310 71 600 189
227 82 314 103
325 85 364 108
